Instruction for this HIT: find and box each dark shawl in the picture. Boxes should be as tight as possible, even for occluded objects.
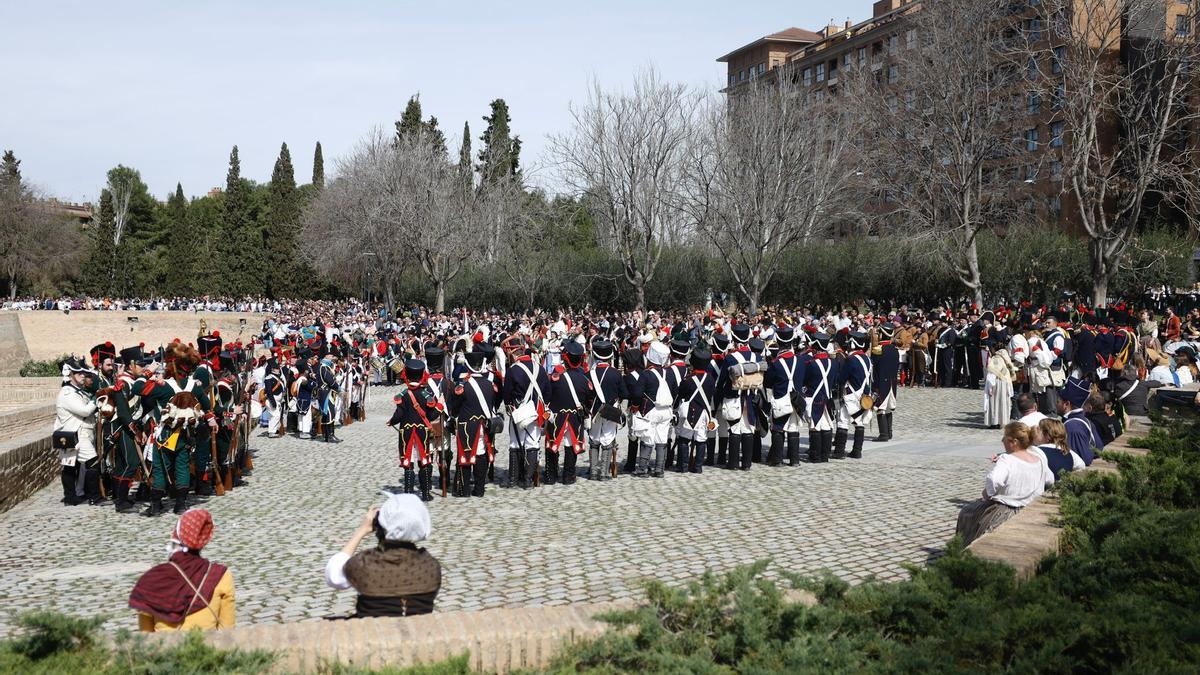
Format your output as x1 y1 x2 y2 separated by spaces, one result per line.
128 551 227 624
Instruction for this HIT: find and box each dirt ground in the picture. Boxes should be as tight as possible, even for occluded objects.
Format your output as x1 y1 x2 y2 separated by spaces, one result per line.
13 311 265 361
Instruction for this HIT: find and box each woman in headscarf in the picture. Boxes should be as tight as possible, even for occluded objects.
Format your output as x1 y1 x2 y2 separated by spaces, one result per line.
129 508 236 631
325 492 441 618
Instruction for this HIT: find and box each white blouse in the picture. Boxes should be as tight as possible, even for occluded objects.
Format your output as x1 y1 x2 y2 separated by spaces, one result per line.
985 453 1055 508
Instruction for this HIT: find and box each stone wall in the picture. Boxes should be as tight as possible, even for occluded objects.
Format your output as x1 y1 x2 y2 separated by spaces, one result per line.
0 432 56 515
0 377 61 404
0 314 32 376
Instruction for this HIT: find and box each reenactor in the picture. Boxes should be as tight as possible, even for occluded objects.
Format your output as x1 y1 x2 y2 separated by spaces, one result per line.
586 339 626 480
387 358 443 502
872 324 901 444
836 331 874 458
672 347 715 473
546 342 593 485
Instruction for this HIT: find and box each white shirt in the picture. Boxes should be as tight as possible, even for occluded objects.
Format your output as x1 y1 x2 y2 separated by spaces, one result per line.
985 453 1055 508
1017 411 1047 427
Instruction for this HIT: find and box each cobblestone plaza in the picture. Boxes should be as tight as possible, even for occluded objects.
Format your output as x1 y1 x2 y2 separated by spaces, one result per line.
0 386 998 635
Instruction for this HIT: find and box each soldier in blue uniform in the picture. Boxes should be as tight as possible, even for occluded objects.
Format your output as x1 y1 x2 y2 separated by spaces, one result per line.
1058 377 1101 465
316 351 341 443
718 324 763 471
672 347 716 473
503 340 550 488
801 332 838 462
662 338 690 468
586 339 627 480
705 331 731 467
632 341 676 477
620 346 645 474
934 319 957 388
836 331 874 459
764 326 805 466
546 342 593 485
448 350 499 498
387 359 443 501
872 324 901 445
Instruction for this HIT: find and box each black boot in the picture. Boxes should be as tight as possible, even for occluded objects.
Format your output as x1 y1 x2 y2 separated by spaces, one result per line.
652 443 667 477
767 430 784 466
472 459 488 497
716 436 728 466
832 429 848 460
665 438 675 469
504 450 520 488
83 460 104 505
142 489 164 517
403 468 416 495
524 449 538 488
820 431 834 463
635 443 651 477
418 465 434 501
691 440 705 473
545 452 559 485
850 427 865 459
61 465 81 505
740 434 754 470
752 434 763 464
563 450 577 485
786 432 801 466
173 488 189 515
114 481 135 513
323 420 332 443
725 434 741 471
807 431 820 463
874 414 889 442
454 464 470 497
674 437 689 473
624 438 638 473
886 413 895 440
705 438 716 467
194 473 214 496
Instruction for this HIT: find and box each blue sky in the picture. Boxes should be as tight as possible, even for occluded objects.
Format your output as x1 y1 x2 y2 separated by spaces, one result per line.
1 0 873 202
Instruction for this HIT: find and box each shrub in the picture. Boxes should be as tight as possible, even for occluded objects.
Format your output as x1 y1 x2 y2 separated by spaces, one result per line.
550 422 1200 673
19 355 70 378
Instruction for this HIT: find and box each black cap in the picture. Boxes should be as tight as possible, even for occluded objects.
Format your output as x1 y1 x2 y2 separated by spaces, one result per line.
712 332 730 352
849 331 868 349
564 341 586 366
198 334 222 358
119 345 144 367
218 351 237 373
812 332 832 348
749 337 766 354
776 326 795 344
424 345 445 371
731 324 751 343
689 348 711 370
404 358 426 382
465 350 486 370
879 323 895 339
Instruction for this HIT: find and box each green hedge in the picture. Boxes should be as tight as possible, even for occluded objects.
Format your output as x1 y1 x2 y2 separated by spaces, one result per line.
19 355 70 378
548 422 1200 673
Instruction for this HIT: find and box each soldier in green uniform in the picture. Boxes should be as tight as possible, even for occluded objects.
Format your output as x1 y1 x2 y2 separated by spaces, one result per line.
141 342 214 516
87 342 118 503
192 334 223 496
107 345 152 513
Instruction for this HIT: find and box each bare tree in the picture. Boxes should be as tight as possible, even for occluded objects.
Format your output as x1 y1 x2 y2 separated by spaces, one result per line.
0 169 80 299
1038 0 1200 305
860 0 1030 307
107 171 134 246
549 69 700 312
686 79 865 314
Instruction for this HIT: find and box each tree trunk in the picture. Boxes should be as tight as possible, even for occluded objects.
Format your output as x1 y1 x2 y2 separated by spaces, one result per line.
747 287 760 317
634 280 646 314
1090 241 1111 308
960 240 984 308
385 280 396 318
435 279 446 313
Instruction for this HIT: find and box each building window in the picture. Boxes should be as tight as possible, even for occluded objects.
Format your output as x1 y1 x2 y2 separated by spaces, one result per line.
1026 18 1042 42
888 64 899 84
904 89 916 110
1177 15 1189 38
803 68 812 86
1025 165 1038 182
759 62 766 75
1052 46 1065 74
1052 83 1065 110
1050 195 1063 219
888 34 899 52
1028 56 1038 80
740 69 747 81
906 29 916 49
1026 127 1039 151
1050 121 1064 147
857 46 867 64
1028 91 1041 114
888 95 898 113
843 52 851 67
817 63 826 82
1050 160 1063 181
729 74 736 86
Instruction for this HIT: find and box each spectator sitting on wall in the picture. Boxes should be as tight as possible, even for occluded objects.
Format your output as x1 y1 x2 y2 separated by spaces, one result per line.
325 492 441 618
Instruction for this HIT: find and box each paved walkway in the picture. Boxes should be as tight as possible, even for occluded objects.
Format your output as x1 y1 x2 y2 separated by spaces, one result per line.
0 386 997 636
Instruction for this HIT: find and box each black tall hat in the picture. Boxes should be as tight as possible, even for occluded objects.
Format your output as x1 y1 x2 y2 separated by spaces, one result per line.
404 358 426 383
592 339 615 361
749 337 766 354
564 341 586 366
848 331 868 349
119 345 145 367
712 331 731 352
689 347 712 370
776 326 795 344
731 324 751 343
218 351 237 373
812 331 832 348
89 342 116 366
198 334 222 359
878 323 895 339
424 345 445 371
670 338 691 357
465 350 486 371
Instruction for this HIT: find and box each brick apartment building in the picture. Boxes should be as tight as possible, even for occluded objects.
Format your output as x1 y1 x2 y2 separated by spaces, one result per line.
717 0 1196 232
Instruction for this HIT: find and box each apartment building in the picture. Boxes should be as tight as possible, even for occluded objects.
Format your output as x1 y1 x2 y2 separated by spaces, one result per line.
717 0 1196 231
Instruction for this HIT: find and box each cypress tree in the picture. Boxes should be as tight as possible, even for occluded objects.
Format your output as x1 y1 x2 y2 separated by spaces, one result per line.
457 121 473 187
1 150 20 185
395 94 447 157
312 141 324 190
266 142 299 298
217 145 258 296
478 99 521 185
81 190 117 295
162 184 191 295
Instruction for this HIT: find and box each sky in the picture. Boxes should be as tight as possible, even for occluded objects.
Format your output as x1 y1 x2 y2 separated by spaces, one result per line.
1 0 875 203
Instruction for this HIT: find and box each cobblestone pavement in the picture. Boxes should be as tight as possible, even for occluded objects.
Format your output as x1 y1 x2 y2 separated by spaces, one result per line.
0 385 999 636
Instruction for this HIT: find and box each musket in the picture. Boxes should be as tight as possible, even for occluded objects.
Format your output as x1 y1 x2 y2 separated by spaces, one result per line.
210 431 225 496
95 415 108 499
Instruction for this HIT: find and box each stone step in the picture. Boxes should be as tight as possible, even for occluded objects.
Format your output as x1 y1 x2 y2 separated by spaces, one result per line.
0 402 54 445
